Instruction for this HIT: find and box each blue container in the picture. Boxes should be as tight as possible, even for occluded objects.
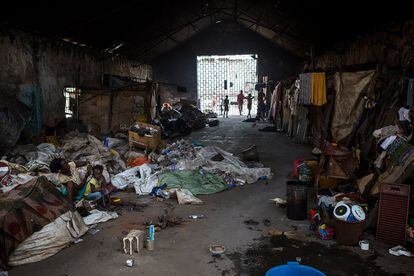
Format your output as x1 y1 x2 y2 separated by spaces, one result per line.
266 262 325 276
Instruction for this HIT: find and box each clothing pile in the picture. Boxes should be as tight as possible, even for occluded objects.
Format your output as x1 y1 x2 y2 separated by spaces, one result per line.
157 103 207 138
0 176 73 268
130 124 159 137
111 139 272 195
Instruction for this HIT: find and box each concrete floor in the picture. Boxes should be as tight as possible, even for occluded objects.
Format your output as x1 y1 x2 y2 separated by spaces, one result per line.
11 117 414 276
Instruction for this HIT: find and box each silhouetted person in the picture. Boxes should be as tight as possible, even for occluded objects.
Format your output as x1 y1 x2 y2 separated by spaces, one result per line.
224 95 229 118
257 89 266 120
246 93 254 119
237 90 245 116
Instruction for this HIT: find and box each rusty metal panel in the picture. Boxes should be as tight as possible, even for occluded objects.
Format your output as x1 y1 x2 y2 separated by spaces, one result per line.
377 183 410 245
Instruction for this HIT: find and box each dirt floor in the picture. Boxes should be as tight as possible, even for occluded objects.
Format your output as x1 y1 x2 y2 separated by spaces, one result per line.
10 117 414 276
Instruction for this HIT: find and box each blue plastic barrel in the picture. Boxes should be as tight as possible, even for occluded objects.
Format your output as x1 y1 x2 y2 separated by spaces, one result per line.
265 262 325 276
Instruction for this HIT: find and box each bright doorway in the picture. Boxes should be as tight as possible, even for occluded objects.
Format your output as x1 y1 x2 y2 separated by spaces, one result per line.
197 54 258 116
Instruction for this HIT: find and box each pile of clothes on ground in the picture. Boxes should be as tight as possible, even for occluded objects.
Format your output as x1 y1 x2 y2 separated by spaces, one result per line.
111 140 272 200
0 131 129 269
155 102 217 138
0 130 271 269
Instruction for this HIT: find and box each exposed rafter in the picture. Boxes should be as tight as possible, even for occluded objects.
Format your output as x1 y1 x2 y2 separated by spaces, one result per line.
2 0 411 61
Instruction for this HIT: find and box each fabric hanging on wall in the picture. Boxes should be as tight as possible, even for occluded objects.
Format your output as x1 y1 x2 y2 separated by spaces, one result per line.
295 106 309 143
19 84 44 136
282 87 291 132
331 70 376 142
267 86 276 120
310 73 327 106
288 80 300 116
271 82 282 119
407 78 414 107
299 73 311 105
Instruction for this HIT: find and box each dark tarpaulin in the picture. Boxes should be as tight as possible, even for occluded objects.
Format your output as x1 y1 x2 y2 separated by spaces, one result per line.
0 176 71 268
0 96 32 153
331 70 376 143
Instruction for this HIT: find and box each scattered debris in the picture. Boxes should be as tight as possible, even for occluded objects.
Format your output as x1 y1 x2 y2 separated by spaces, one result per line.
389 246 413 257
83 210 118 226
268 229 283 236
175 188 203 205
126 259 134 267
270 197 287 207
210 245 226 257
73 238 83 244
189 214 205 219
244 219 260 226
263 219 271 227
88 228 100 235
241 145 259 162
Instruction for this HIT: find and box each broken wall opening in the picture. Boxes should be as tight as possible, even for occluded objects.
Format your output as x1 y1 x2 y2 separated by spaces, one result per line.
197 54 258 115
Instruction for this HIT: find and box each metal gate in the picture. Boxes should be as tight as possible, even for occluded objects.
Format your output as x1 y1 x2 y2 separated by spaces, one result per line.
197 54 258 116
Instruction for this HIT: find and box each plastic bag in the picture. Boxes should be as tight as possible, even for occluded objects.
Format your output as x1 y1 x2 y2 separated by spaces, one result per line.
175 188 203 204
9 211 88 266
83 209 118 226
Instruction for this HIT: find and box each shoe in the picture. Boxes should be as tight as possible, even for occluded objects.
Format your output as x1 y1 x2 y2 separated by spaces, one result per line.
389 245 413 257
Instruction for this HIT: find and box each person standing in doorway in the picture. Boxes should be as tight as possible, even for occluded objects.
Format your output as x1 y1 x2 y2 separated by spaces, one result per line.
257 89 266 120
224 95 229 118
212 96 217 112
246 93 254 119
237 90 245 116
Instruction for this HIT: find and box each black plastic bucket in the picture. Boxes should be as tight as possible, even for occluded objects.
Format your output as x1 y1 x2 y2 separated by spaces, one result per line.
286 181 308 220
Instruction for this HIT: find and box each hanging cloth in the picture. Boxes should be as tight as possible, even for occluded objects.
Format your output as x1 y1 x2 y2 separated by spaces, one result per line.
272 82 282 119
299 73 311 105
310 72 327 106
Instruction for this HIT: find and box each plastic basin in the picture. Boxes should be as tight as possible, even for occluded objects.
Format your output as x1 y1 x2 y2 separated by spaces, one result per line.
266 262 325 276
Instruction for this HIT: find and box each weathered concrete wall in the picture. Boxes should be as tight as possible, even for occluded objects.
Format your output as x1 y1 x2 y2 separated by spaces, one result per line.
79 89 148 134
0 28 152 129
315 20 414 71
158 83 192 104
151 21 303 97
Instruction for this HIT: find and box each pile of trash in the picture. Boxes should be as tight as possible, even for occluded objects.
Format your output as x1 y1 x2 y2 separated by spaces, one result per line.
155 102 217 139
1 130 130 193
0 128 272 268
111 140 272 198
61 131 126 173
130 124 159 137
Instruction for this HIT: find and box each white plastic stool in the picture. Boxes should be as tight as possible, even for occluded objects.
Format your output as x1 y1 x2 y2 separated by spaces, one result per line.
123 229 145 255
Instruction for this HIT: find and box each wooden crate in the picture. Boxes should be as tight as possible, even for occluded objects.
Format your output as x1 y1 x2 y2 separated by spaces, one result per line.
128 122 162 150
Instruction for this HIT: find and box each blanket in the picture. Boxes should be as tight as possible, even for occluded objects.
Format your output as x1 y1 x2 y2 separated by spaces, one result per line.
159 170 227 195
0 176 71 268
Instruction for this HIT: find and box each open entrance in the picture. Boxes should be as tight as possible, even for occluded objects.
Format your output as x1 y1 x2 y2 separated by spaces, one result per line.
197 54 258 116
63 87 81 119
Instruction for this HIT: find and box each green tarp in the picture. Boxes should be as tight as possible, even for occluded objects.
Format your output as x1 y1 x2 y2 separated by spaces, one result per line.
159 170 227 195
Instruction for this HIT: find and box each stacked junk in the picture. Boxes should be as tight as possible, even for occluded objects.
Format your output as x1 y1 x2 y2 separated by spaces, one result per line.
0 97 271 270
264 70 414 254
